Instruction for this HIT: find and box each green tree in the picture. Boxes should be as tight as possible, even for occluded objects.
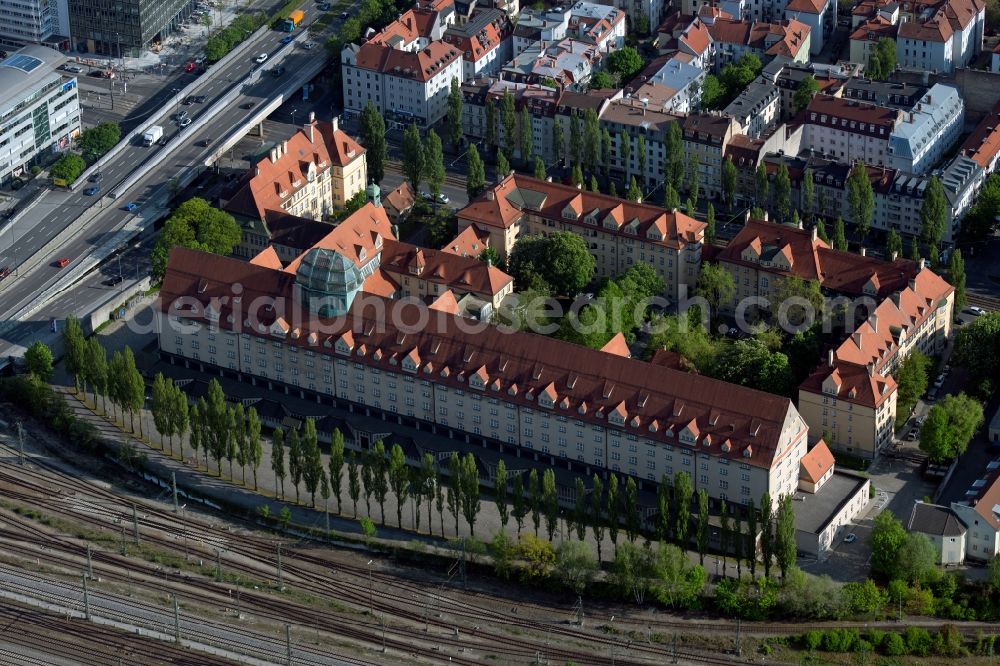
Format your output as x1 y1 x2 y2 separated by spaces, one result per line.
867 37 897 81
847 162 875 242
571 163 584 188
50 153 86 183
369 440 389 525
466 143 486 198
569 111 582 166
347 450 361 516
656 474 672 542
694 263 736 316
760 492 774 579
705 203 717 244
920 393 985 462
329 429 345 513
755 162 769 210
573 478 588 541
601 128 613 179
665 121 684 191
954 312 1000 390
246 407 262 490
664 184 680 210
420 453 437 533
589 174 600 193
800 169 815 223
774 164 792 222
590 474 605 562
519 106 533 162
271 427 286 499
533 155 546 180
949 249 966 312
151 373 171 451
359 100 387 183
496 150 509 179
77 121 121 162
722 157 737 211
794 75 820 112
869 510 907 579
897 532 937 584
607 474 621 553
62 315 86 393
555 540 597 595
687 153 700 205
746 498 758 578
775 494 797 582
612 541 656 604
701 74 725 108
302 418 324 506
552 118 565 165
894 350 930 423
886 228 903 259
512 472 527 535
152 197 241 279
814 218 829 244
388 443 409 528
606 46 644 81
637 135 647 185
460 453 481 536
401 123 425 192
495 459 509 529
719 500 731 567
624 477 640 542
506 232 595 296
543 468 559 541
447 77 464 150
696 489 709 565
673 471 693 547
832 216 847 251
618 130 631 181
423 129 445 203
24 341 54 382
287 427 303 503
920 176 948 256
529 467 542 536
500 89 517 156
589 70 615 89
626 176 642 202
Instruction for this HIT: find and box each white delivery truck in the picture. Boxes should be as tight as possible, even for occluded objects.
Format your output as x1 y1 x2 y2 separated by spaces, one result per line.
142 125 163 146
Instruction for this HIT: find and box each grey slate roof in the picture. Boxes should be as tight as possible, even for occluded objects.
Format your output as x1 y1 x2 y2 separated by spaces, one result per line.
907 501 966 537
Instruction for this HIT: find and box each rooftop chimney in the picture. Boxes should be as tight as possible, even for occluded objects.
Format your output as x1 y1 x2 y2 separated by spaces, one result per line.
486 189 496 201
919 258 926 270
859 246 866 256
866 361 875 377
827 349 834 367
306 112 315 143
331 114 338 134
891 251 898 262
869 313 878 332
281 139 288 155
811 226 818 242
270 147 279 163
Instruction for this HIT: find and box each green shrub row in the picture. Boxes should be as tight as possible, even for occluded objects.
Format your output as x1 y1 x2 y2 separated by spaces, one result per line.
796 625 971 658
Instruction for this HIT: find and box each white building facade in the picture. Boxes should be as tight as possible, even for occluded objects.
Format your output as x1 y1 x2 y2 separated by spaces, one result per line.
887 83 964 174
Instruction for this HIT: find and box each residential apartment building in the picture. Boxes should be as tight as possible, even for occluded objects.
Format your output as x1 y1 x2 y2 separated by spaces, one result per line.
896 0 984 73
800 94 901 167
512 6 569 56
0 46 80 185
223 114 366 227
635 55 706 114
784 0 832 54
707 17 811 68
907 502 967 565
442 8 513 80
652 11 715 70
341 0 463 127
886 83 963 174
682 112 741 200
158 245 809 503
848 16 897 63
723 78 780 138
605 0 667 31
840 78 926 109
460 78 562 165
566 1 627 53
798 266 955 457
601 96 684 190
770 62 848 121
950 467 1000 561
501 38 602 89
457 174 706 303
960 99 1000 176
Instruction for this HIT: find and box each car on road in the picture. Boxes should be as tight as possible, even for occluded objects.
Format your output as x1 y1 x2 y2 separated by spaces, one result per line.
255 53 268 64
271 64 285 77
241 102 256 109
84 186 100 196
193 95 206 103
301 40 317 49
178 117 192 128
10 178 24 190
63 65 83 73
967 306 986 316
182 96 194 105
88 172 102 183
933 374 946 389
104 275 124 286
281 35 294 45
421 191 450 204
174 110 188 121
198 139 212 147
843 533 857 543
185 61 196 72
318 2 331 10
906 430 918 441
0 266 11 280
157 135 169 146
917 415 927 426
124 202 139 212
55 258 70 268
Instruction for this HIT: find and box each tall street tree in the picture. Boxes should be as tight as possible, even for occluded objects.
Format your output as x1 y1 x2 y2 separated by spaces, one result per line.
62 315 86 392
801 168 814 222
590 474 605 562
370 440 390 525
696 489 709 565
460 452 482 536
774 163 791 222
759 492 774 579
543 468 559 541
722 157 737 211
329 428 345 514
302 418 323 507
624 477 640 542
388 443 409 528
775 494 797 582
466 143 486 198
401 123 425 192
246 407 262 490
359 100 387 184
920 175 948 259
447 77 463 150
288 427 303 503
847 162 875 243
950 249 967 312
271 426 286 499
495 459 509 529
832 217 847 251
424 129 446 203
607 474 621 553
529 467 542 536
919 392 984 462
673 471 693 547
500 89 517 156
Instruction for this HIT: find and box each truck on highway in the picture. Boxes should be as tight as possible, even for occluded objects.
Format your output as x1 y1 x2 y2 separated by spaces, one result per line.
281 9 304 31
142 125 163 146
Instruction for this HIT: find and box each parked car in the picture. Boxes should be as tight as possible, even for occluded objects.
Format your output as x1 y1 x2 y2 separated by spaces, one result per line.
55 257 70 268
178 117 192 128
0 266 11 280
254 53 268 64
967 306 986 316
301 40 317 49
158 135 169 146
83 186 100 196
341 11 348 18
927 388 938 401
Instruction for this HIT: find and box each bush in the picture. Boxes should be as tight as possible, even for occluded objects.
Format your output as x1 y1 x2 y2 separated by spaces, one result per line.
77 122 121 163
803 630 823 651
50 153 86 183
884 632 906 656
904 626 933 656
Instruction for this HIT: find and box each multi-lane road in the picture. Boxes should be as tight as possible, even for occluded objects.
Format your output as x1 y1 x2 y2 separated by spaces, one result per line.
0 9 332 357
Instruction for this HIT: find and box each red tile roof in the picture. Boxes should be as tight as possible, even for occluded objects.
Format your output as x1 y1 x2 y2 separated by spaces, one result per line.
786 0 826 13
799 440 835 484
161 247 805 470
849 17 897 41
805 94 901 137
353 40 462 81
379 238 513 298
249 246 283 270
444 224 491 258
960 99 1000 169
600 332 632 358
384 181 417 216
284 203 396 273
967 468 1000 531
458 174 705 250
897 17 953 41
800 356 898 408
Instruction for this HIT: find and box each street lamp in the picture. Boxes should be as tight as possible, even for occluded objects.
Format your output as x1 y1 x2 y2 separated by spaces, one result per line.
290 108 298 126
367 559 374 615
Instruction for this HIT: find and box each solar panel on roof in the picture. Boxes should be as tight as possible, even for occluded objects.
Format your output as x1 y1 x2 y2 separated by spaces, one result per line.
1 54 44 73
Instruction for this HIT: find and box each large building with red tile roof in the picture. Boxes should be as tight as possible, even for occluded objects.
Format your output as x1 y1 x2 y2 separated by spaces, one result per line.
961 99 1000 175
800 94 902 167
341 0 464 127
707 17 811 67
441 8 513 80
798 265 954 458
157 241 810 504
222 114 366 230
457 174 706 302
